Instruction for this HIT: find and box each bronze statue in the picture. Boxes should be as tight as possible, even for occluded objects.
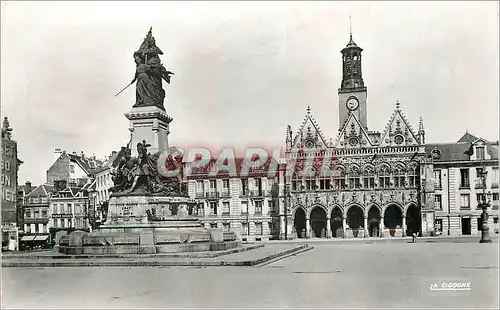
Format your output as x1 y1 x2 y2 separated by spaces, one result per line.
117 27 174 110
110 141 188 197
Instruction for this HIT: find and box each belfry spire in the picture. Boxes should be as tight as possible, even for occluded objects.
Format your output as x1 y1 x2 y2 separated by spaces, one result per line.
349 13 352 41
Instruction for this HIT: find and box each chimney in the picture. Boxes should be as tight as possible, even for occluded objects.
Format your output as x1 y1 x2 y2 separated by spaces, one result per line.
53 148 63 162
81 151 85 159
72 151 77 155
25 181 32 193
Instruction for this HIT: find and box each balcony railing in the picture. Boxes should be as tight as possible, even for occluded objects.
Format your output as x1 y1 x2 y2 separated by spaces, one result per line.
249 190 264 197
460 206 471 210
205 191 219 199
195 192 205 198
475 180 485 189
24 217 49 224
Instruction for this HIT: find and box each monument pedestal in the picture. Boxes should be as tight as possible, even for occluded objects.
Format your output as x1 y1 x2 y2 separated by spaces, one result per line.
57 195 239 255
125 106 172 156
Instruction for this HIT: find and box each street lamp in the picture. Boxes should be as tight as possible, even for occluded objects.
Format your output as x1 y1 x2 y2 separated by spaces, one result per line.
479 167 492 243
245 186 249 240
284 183 290 240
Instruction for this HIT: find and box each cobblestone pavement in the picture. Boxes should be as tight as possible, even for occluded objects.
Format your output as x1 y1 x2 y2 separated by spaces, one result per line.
2 242 498 308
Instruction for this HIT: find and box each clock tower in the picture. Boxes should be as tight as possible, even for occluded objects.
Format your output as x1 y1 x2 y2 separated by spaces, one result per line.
338 32 368 130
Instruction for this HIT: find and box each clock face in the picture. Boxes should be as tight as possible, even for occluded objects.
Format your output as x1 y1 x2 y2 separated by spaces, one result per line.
346 97 359 111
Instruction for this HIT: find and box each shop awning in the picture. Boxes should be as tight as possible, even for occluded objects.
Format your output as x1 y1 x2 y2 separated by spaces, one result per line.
21 236 36 241
34 235 49 241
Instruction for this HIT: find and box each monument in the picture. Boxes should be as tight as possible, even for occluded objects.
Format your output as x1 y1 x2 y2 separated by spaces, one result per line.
57 28 238 255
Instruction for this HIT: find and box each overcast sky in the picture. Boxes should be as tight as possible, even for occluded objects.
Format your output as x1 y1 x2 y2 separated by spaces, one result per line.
1 1 498 185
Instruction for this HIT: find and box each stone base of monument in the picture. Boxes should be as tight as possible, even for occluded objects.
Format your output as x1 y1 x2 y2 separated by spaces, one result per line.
56 195 239 255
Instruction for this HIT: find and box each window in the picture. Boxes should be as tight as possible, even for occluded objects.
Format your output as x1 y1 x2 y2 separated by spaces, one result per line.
394 168 406 188
197 203 205 216
408 167 417 187
223 223 230 232
291 180 297 191
196 180 204 194
255 201 263 214
477 193 486 205
460 169 470 188
67 204 72 214
435 219 443 232
222 202 230 214
434 195 442 210
35 224 39 233
34 210 40 218
52 219 57 227
209 180 216 190
493 193 499 201
319 179 326 190
476 146 485 160
222 179 229 189
255 178 262 193
476 168 486 188
460 194 470 209
42 224 47 233
25 210 31 218
68 218 72 228
209 201 217 215
70 164 75 173
305 180 315 191
241 201 248 214
348 167 361 189
242 223 249 235
210 223 217 229
433 170 442 188
379 167 391 188
333 169 346 189
241 179 248 195
42 210 47 218
493 168 499 187
363 168 375 189
255 222 263 235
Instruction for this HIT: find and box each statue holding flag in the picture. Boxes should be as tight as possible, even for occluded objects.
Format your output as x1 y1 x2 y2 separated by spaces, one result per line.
116 27 174 111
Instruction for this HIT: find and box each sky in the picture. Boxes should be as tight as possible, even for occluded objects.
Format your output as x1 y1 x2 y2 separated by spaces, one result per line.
1 1 498 186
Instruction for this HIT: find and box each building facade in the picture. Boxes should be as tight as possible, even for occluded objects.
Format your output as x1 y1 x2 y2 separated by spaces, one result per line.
48 180 91 232
20 183 53 246
1 117 22 249
185 158 279 241
427 133 499 236
281 34 434 239
47 149 103 187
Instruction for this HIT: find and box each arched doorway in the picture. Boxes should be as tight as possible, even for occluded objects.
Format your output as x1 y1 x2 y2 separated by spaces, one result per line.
310 207 327 238
347 205 364 238
330 207 343 238
406 204 421 236
384 204 403 237
294 208 306 238
367 206 381 237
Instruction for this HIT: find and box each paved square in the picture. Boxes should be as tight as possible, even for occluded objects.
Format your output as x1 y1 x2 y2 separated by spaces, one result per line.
2 240 498 308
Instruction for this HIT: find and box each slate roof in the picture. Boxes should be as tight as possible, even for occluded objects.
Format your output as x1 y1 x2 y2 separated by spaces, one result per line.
426 132 498 162
25 184 54 198
69 154 104 174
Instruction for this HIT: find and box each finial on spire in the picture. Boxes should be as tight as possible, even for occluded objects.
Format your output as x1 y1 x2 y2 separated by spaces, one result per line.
307 106 311 115
396 100 400 111
349 13 352 40
419 117 424 132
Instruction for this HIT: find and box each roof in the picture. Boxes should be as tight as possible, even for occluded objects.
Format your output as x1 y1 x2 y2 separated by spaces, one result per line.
187 157 283 178
69 154 104 175
25 184 54 198
426 134 499 162
457 132 479 143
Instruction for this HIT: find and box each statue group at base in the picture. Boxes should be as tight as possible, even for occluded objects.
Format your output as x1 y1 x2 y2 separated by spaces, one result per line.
109 140 187 197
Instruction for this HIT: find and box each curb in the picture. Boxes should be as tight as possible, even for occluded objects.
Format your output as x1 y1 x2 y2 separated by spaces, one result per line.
2 244 264 260
2 245 309 268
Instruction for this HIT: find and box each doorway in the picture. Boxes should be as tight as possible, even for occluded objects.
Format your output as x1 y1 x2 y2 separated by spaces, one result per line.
461 217 471 235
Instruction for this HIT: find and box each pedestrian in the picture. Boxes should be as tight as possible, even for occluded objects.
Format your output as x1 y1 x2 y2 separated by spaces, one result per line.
412 232 417 243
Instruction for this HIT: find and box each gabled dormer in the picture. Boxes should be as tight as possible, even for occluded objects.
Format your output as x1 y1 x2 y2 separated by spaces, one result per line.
333 112 374 148
379 101 420 147
471 138 489 161
288 106 330 151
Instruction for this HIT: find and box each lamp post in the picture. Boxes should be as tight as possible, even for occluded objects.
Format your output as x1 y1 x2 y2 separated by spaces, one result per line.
284 183 290 240
245 186 249 240
479 168 492 243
